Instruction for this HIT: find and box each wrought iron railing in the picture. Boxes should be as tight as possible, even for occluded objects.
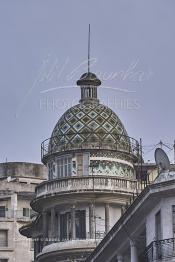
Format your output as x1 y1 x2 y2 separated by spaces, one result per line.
143 238 175 261
41 133 139 160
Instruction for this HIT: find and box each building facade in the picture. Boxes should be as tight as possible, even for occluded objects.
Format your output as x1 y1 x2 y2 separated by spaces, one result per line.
20 72 145 262
0 162 47 262
86 161 175 262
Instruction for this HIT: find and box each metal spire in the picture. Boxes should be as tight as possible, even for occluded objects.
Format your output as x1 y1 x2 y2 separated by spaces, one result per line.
88 24 91 73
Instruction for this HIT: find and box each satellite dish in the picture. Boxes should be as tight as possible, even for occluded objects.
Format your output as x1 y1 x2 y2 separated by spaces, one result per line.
7 176 16 182
155 148 170 173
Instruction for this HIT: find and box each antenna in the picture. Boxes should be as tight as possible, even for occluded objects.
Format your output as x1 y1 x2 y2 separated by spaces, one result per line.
5 157 8 177
159 140 163 149
173 140 175 164
88 24 91 73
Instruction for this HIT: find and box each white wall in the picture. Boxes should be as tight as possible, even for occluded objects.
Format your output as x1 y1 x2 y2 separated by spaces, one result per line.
109 205 121 230
146 201 161 246
95 205 105 234
146 196 175 246
162 197 175 239
92 204 121 234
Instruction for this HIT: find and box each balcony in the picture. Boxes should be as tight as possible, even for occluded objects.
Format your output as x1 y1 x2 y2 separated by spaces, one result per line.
41 134 139 163
143 238 175 261
34 234 104 262
35 175 139 198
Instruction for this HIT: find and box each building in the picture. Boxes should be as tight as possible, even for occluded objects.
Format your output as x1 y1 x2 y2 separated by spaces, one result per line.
86 155 175 262
0 162 47 262
20 71 146 262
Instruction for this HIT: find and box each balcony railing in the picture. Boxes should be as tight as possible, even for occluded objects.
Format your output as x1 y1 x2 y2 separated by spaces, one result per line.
143 238 175 262
34 232 105 256
35 176 139 198
41 133 139 161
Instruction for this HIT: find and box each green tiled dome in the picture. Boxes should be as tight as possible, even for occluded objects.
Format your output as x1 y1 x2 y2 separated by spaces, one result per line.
51 102 129 147
49 72 130 150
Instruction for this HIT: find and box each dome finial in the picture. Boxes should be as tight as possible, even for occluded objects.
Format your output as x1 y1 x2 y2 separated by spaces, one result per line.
76 25 101 103
77 72 101 103
88 24 91 73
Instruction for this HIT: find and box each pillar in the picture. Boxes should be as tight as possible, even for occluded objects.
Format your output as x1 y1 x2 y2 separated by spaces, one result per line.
89 203 95 239
130 240 138 262
71 205 76 240
117 254 124 262
51 208 56 237
11 193 17 218
57 212 60 240
105 203 110 233
42 211 48 237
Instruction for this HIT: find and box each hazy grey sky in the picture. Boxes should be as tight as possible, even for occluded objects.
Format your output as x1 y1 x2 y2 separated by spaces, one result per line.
0 0 175 163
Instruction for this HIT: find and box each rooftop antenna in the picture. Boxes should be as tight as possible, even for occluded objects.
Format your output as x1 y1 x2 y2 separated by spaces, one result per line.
88 24 91 73
173 140 175 164
5 157 8 177
159 140 163 149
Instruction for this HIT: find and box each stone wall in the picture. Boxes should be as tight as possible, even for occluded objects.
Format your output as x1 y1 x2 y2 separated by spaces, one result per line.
0 162 47 262
0 162 47 179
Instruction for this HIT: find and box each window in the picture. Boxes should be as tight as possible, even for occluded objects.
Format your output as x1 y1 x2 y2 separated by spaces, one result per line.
23 208 30 217
155 211 162 259
76 153 89 176
60 212 71 241
48 162 56 180
0 207 5 218
172 206 175 237
75 210 86 239
0 230 8 247
60 210 86 241
155 211 162 240
57 156 72 178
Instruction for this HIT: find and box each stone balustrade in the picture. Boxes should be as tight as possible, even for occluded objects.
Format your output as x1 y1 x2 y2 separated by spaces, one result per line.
36 176 139 198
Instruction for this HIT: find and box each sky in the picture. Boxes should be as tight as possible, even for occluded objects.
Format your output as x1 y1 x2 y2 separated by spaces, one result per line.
0 0 175 164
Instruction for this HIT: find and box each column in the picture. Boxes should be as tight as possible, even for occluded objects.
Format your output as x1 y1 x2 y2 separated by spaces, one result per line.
57 212 60 240
51 208 56 237
89 203 95 239
34 240 37 260
105 203 110 234
42 211 48 237
130 240 138 262
71 205 76 240
11 193 17 218
117 254 124 262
